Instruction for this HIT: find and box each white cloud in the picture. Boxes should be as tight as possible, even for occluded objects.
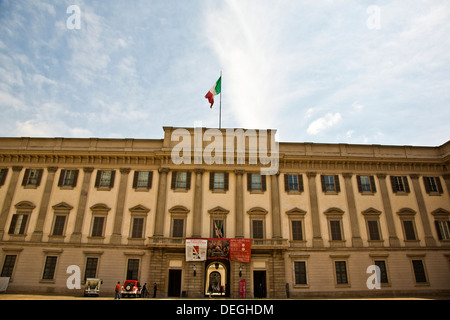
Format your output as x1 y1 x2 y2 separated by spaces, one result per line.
307 113 342 135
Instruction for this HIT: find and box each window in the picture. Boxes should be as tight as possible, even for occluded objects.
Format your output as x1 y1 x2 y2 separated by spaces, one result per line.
212 219 225 238
367 220 381 241
390 176 410 193
94 170 115 189
403 220 417 241
133 171 153 189
84 257 99 280
171 171 191 190
91 216 105 237
176 172 187 189
334 261 348 285
247 173 266 192
435 220 450 241
8 214 29 235
362 208 383 245
209 172 229 191
324 208 345 245
374 260 389 284
284 174 304 192
131 217 144 238
52 215 67 236
42 256 58 280
321 175 340 193
126 259 140 280
1 255 16 278
22 169 43 187
329 220 342 241
356 175 376 193
172 219 184 238
252 220 264 239
423 176 443 194
294 261 307 285
0 168 8 186
58 169 79 188
291 221 303 241
411 260 427 283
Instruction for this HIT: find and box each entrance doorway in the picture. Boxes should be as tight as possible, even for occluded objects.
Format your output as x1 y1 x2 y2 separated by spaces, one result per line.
168 269 182 297
253 270 266 298
204 260 230 297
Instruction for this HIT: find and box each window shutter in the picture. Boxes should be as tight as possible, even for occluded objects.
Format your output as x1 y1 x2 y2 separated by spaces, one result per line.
284 174 289 192
19 215 28 234
22 169 30 186
436 177 443 194
390 176 397 193
94 170 102 188
369 176 376 192
247 173 252 191
403 176 410 193
0 168 8 186
133 171 139 188
209 172 215 190
147 171 153 189
109 170 116 188
334 175 340 192
8 215 18 234
171 171 177 189
186 172 191 190
72 170 79 187
423 177 431 193
261 175 267 191
298 174 304 192
35 169 44 187
435 221 443 240
224 172 229 191
320 175 326 192
58 170 66 187
356 175 362 192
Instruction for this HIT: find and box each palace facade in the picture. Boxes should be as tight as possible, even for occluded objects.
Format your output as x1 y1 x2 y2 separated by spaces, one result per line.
0 127 449 298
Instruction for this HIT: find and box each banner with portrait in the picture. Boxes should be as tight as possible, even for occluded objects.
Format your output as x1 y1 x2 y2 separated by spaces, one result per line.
207 238 230 259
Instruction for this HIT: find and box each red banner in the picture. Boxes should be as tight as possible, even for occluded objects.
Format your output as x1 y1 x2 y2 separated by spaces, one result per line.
230 238 251 263
239 279 246 298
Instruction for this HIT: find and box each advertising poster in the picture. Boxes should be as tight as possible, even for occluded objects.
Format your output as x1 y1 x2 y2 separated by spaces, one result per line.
185 239 208 261
230 238 251 263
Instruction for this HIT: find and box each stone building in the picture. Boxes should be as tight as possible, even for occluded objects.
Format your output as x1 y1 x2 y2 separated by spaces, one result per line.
0 126 449 298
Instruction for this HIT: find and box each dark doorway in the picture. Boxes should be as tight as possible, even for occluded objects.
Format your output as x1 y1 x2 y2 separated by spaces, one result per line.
253 270 266 298
168 269 182 297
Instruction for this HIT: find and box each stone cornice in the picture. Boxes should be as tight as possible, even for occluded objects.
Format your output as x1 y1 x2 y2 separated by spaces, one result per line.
0 136 448 174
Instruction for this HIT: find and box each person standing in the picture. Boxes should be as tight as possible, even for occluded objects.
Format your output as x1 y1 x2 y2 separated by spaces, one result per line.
115 281 121 300
153 282 157 298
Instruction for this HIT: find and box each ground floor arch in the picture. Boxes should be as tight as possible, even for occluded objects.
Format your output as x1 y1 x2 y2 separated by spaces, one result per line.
204 259 230 297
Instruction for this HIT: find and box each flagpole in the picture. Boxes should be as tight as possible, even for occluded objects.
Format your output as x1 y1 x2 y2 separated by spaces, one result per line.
219 70 222 129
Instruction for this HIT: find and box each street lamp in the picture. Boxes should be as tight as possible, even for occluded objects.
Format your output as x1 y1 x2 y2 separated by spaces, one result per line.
193 265 197 277
239 265 242 278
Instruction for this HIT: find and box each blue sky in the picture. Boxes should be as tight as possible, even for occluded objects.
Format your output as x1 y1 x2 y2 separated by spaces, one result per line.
0 0 449 146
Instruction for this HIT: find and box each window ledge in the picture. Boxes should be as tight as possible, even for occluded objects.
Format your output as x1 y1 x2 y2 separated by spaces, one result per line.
211 189 227 194
96 187 111 191
134 187 150 192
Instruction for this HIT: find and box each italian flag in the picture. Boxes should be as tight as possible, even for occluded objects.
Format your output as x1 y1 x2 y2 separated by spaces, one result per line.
205 76 221 108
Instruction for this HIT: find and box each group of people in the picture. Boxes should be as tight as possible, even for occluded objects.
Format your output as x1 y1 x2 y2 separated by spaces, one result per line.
114 281 157 299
